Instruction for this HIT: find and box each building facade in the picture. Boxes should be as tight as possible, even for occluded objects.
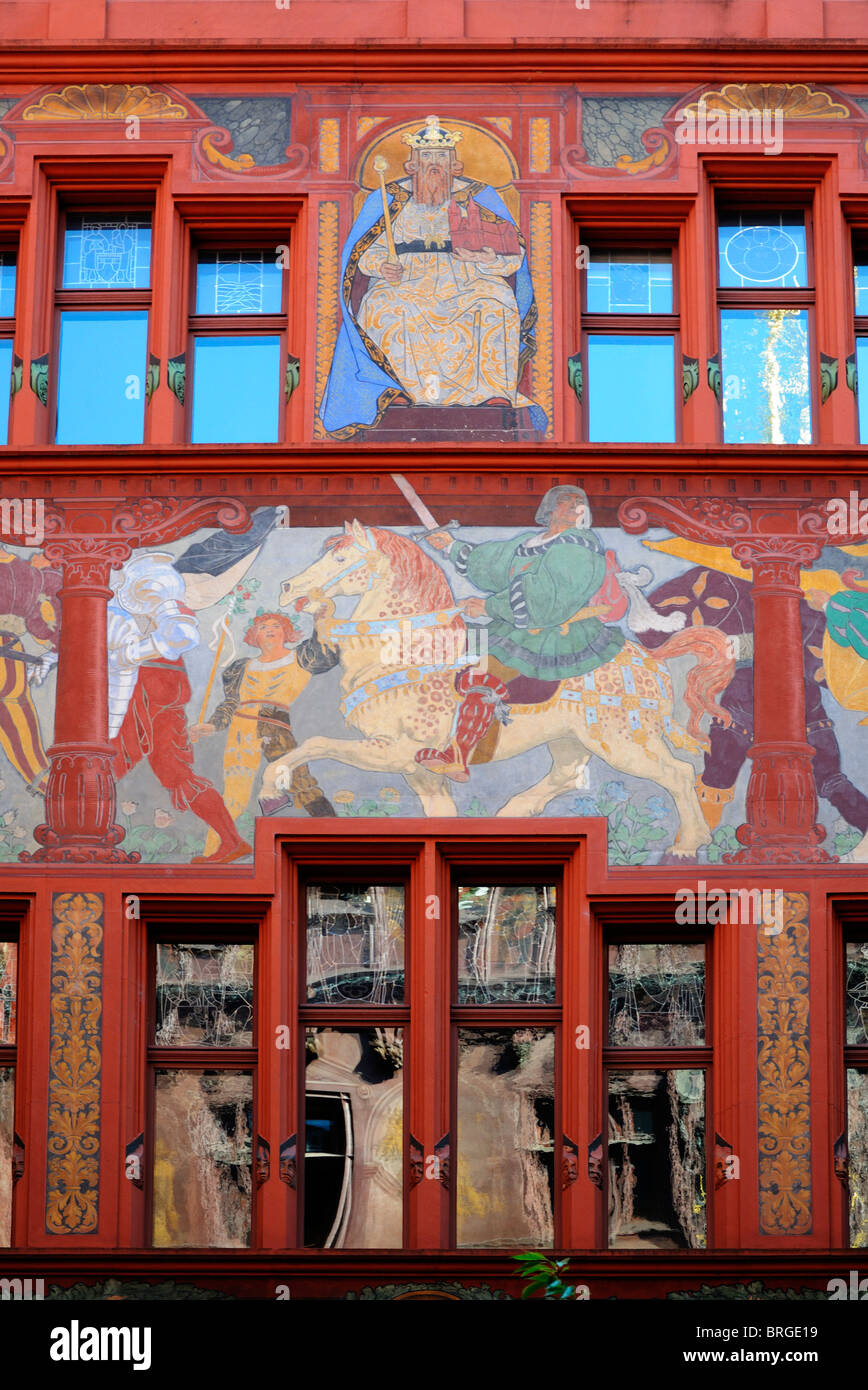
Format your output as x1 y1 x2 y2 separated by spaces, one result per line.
1 0 868 1301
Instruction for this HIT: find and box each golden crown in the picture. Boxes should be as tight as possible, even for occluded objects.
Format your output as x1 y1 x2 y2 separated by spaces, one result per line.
402 115 462 151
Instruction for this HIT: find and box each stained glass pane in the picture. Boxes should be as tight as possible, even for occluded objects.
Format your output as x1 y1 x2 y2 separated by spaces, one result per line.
587 334 676 442
304 1028 403 1249
56 310 148 444
457 1027 555 1249
457 885 556 1003
155 943 254 1047
196 251 283 315
855 259 868 315
306 885 404 1005
0 341 11 446
0 942 16 1044
846 942 868 1044
62 216 151 289
153 1069 252 1248
191 335 281 443
720 308 811 444
857 339 868 444
608 942 705 1047
587 251 673 314
847 1068 868 1248
0 255 16 316
608 1068 706 1249
0 1067 12 1247
717 214 808 289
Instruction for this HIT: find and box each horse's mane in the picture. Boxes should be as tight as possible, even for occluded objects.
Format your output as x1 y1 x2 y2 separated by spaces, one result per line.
326 527 459 615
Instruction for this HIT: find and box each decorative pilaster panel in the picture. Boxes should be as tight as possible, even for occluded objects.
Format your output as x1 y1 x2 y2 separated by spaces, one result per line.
757 890 811 1236
528 202 554 439
46 892 103 1235
314 201 340 437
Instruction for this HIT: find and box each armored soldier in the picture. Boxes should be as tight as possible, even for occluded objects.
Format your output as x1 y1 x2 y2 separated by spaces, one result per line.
0 548 60 791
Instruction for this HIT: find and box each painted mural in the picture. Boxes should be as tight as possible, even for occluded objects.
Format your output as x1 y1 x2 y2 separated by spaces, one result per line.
317 115 546 442
0 489 863 866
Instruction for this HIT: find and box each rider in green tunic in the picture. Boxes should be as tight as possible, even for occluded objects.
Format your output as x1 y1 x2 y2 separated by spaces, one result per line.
419 485 625 779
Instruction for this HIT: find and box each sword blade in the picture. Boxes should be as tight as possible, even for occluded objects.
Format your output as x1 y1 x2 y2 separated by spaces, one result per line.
390 473 441 532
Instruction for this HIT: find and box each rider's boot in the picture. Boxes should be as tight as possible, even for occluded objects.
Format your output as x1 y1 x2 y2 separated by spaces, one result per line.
415 672 510 781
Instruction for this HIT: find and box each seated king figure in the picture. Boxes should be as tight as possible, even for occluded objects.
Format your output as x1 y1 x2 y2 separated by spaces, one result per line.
318 116 546 437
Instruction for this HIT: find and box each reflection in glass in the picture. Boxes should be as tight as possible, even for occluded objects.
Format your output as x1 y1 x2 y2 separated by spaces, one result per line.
857 340 868 444
196 251 283 315
0 941 16 1044
304 1028 403 1248
457 1028 555 1249
608 943 705 1047
306 885 404 1005
457 885 556 1003
846 942 868 1044
153 1069 253 1248
587 251 673 314
155 943 254 1047
0 255 16 316
62 216 151 289
717 215 807 289
191 335 280 443
0 1068 12 1247
847 1068 868 1247
608 1069 706 1249
855 260 868 316
56 310 148 444
720 308 810 444
587 335 675 442
0 341 11 445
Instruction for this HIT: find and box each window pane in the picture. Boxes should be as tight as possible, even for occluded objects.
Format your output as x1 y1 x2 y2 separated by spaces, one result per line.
457 1027 555 1249
718 214 808 289
457 884 556 1003
191 335 280 443
306 885 404 1005
720 308 811 444
608 943 705 1047
0 942 16 1044
56 310 148 444
608 1069 706 1249
0 1067 12 1247
196 251 283 315
855 259 868 315
587 251 673 314
304 1028 403 1249
62 216 151 289
846 941 868 1044
847 1068 868 1248
155 943 254 1047
153 1070 253 1248
0 341 11 445
587 335 675 442
0 254 16 316
857 339 868 444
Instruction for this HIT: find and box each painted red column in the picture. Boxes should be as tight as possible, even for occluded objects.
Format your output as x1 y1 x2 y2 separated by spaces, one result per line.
729 541 831 864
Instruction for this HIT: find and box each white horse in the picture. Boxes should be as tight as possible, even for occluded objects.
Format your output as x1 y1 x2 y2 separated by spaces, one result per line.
262 522 731 855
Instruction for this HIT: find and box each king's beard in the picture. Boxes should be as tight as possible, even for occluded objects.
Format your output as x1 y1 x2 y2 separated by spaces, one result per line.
412 162 451 207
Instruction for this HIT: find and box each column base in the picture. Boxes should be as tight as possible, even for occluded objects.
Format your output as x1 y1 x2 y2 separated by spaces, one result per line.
723 740 837 865
18 742 141 865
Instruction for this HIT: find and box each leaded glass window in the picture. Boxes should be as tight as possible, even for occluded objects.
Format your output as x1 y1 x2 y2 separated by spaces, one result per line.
155 943 254 1047
456 1027 555 1249
716 209 813 444
306 885 405 1005
608 1068 706 1249
457 884 556 1003
581 243 678 444
0 941 16 1044
196 251 282 315
62 216 152 290
304 1027 404 1249
0 939 16 1248
608 942 706 1047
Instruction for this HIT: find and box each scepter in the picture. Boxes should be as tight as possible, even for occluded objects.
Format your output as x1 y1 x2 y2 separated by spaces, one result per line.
372 155 399 267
